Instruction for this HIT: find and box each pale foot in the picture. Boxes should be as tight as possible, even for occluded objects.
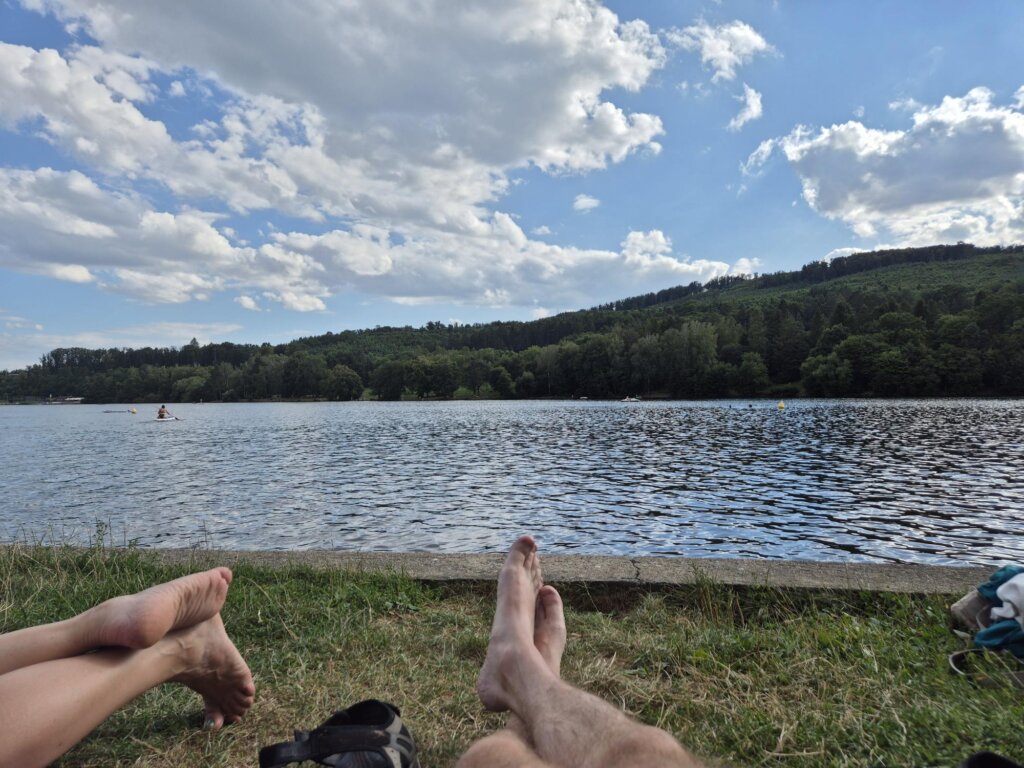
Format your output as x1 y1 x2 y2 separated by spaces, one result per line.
168 614 255 729
477 535 553 712
533 585 566 678
81 568 232 649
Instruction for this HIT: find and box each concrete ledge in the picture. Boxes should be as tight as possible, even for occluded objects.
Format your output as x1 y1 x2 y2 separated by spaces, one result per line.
141 549 988 595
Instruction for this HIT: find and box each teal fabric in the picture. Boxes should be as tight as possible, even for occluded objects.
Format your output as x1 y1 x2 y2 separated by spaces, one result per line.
977 565 1024 603
972 565 1024 659
974 619 1024 659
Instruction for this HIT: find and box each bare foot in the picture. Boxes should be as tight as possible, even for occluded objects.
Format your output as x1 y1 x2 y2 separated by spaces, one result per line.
477 535 553 712
533 585 566 677
82 568 232 649
168 614 255 729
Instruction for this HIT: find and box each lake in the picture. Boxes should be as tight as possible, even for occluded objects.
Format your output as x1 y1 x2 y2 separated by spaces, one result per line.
1 399 1021 565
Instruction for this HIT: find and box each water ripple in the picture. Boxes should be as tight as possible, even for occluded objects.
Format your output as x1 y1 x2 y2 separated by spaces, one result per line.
1 400 1022 565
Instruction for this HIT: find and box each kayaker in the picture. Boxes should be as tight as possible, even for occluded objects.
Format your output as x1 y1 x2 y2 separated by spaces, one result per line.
157 405 170 419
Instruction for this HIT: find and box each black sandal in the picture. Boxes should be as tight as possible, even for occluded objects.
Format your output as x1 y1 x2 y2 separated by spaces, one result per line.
259 699 420 767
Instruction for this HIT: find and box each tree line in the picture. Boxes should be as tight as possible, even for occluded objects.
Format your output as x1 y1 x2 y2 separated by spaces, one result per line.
2 243 1022 402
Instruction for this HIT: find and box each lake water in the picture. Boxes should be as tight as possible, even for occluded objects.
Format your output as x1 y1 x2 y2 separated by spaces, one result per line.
1 400 1021 566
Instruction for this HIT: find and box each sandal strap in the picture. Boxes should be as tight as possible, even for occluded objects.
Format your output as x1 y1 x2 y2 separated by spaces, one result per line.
259 727 390 766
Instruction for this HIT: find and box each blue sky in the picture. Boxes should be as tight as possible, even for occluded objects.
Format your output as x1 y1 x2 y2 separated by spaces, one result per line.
1 0 1022 370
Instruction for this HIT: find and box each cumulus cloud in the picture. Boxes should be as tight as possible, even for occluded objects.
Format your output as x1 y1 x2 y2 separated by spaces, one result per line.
573 194 601 212
668 20 774 82
1 1 690 313
742 86 1024 246
45 263 94 282
730 256 762 275
531 225 553 236
235 295 261 311
727 83 762 131
0 166 745 313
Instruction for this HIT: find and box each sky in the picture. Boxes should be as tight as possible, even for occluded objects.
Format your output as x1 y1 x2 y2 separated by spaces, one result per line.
1 1 1022 370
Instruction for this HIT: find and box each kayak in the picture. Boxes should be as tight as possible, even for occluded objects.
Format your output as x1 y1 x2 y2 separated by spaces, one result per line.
154 416 179 421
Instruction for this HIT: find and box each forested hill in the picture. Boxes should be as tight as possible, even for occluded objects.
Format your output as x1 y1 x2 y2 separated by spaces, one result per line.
3 242 1023 402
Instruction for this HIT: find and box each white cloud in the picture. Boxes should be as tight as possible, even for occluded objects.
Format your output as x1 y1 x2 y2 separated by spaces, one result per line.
748 86 1024 246
45 263 94 283
0 166 744 314
573 194 601 212
621 229 671 259
531 225 553 236
729 257 761 275
888 97 922 112
668 20 774 83
235 295 261 311
854 105 864 118
0 2 683 313
727 83 762 131
741 137 776 176
265 291 327 312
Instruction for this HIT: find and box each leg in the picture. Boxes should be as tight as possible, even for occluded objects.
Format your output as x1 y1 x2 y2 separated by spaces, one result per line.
0 613 254 768
0 567 232 675
477 536 701 768
456 730 554 768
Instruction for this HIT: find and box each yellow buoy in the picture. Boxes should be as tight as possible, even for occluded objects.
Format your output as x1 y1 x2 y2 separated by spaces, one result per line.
130 408 137 414
777 400 785 411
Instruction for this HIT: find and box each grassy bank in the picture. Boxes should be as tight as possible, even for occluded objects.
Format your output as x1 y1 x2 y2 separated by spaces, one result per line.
1 545 1021 767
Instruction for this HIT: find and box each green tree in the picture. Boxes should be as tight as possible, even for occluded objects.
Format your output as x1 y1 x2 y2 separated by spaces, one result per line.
630 335 661 393
369 360 407 400
737 352 770 396
660 322 718 397
801 353 853 396
282 352 327 398
325 364 364 400
488 365 514 398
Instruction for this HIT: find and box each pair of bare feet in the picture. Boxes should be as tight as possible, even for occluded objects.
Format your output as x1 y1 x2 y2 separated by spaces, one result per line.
81 567 255 729
477 534 566 713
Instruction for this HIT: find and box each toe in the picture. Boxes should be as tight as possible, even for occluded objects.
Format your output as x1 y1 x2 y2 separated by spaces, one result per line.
507 535 536 566
538 585 562 616
204 706 225 731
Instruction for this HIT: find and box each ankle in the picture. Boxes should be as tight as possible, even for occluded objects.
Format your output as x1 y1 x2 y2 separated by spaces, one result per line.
160 629 206 679
497 644 557 708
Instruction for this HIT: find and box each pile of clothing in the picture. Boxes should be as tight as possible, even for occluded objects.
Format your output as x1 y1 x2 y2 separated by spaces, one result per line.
950 564 1024 687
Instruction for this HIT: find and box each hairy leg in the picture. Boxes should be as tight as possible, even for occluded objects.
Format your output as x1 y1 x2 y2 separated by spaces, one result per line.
506 585 566 740
0 613 254 768
0 567 232 675
477 537 700 768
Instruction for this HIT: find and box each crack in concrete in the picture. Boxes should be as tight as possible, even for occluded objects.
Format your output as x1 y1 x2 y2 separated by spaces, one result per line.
628 557 642 582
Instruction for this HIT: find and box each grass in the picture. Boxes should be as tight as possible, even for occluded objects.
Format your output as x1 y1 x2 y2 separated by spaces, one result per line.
1 545 1022 767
